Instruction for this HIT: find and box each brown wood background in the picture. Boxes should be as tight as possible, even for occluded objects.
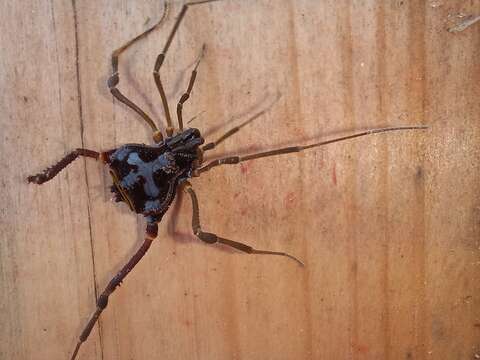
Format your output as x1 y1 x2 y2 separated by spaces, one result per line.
1 1 479 359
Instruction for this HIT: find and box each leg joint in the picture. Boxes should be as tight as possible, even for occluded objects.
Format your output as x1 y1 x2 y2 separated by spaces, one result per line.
199 232 218 244
97 294 108 310
179 93 189 103
107 73 119 89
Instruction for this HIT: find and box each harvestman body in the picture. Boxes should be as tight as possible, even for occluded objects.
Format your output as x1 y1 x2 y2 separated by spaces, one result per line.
27 1 427 359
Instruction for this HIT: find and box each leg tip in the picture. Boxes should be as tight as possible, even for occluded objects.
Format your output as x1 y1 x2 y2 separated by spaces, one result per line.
200 43 207 60
285 253 305 267
27 174 45 185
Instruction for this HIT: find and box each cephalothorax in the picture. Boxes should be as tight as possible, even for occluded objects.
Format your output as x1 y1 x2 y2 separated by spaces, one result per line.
27 1 427 359
106 128 204 219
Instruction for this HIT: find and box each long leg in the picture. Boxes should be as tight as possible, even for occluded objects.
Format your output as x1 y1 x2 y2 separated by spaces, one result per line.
108 3 169 143
153 0 222 136
183 182 304 266
70 223 159 360
27 148 99 185
198 125 429 174
176 45 206 131
203 92 282 151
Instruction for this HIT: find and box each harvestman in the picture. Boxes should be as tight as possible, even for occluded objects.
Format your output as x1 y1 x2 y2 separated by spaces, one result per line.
27 1 428 359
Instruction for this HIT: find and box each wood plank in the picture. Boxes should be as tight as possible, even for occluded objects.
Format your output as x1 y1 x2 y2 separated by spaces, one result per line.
1 1 478 359
0 1 100 359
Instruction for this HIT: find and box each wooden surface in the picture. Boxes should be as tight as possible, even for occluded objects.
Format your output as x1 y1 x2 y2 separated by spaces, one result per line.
1 1 479 359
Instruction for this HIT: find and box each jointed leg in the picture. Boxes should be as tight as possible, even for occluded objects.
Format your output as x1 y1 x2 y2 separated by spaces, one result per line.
198 125 429 174
183 182 303 266
153 53 173 136
27 148 99 185
108 3 169 143
176 45 206 131
153 0 222 136
203 92 282 151
70 223 159 360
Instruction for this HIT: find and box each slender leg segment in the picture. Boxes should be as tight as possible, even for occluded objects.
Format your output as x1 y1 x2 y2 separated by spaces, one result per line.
27 148 99 185
153 0 222 135
70 223 159 360
107 3 169 143
176 45 206 131
183 182 304 265
153 53 173 136
203 93 282 152
199 125 429 174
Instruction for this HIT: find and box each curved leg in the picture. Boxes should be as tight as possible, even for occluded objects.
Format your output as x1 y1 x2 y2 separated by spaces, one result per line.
107 3 169 142
153 0 222 136
70 223 159 360
27 148 99 185
176 45 206 131
183 182 303 266
198 125 429 174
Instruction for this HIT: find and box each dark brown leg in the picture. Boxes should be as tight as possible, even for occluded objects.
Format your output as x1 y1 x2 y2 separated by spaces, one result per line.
27 148 99 185
176 45 206 131
107 3 169 143
202 93 282 151
153 53 173 136
183 182 304 266
153 0 222 136
70 223 159 360
199 125 429 174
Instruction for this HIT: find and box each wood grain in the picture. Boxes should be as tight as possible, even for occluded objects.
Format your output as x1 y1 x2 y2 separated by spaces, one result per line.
1 0 479 359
